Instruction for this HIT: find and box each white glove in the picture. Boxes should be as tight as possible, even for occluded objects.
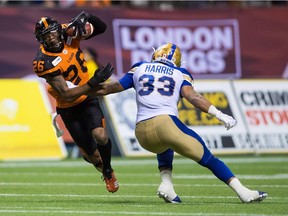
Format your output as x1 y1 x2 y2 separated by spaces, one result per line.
51 112 64 137
215 112 237 130
208 105 237 130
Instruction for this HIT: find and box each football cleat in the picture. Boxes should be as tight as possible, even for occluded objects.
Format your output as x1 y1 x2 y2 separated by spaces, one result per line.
241 191 268 203
157 191 182 204
102 169 119 193
157 182 182 203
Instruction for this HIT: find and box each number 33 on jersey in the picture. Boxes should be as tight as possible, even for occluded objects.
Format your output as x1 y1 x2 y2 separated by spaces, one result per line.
119 61 194 123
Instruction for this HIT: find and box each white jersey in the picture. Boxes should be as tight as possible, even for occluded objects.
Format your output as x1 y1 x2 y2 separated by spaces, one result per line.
119 61 194 123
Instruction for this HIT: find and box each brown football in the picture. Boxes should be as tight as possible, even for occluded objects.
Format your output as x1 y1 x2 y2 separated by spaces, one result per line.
66 22 93 39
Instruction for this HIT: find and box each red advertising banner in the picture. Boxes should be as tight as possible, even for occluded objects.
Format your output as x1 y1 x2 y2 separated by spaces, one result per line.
113 19 241 78
0 6 287 79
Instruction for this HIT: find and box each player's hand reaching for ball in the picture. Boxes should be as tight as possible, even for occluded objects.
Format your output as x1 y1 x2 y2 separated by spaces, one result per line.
87 63 114 88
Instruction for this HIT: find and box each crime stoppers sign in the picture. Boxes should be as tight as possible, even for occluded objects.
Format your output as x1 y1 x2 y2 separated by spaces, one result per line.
233 80 288 153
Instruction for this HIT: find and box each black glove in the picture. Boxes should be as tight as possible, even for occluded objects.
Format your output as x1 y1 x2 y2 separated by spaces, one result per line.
87 63 114 88
67 11 90 38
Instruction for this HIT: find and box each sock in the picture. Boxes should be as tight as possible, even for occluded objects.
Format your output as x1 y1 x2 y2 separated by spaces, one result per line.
229 178 258 202
97 139 112 171
198 154 235 183
160 169 173 184
157 149 174 170
229 178 247 193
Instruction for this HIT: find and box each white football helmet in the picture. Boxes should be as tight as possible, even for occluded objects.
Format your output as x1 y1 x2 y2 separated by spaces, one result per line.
151 43 182 67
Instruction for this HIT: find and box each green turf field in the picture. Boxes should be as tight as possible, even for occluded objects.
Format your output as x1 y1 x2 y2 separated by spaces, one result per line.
0 155 287 216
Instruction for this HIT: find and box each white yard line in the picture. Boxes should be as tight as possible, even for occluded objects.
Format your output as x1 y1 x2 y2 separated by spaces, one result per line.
1 172 288 179
0 182 287 188
0 193 285 200
0 209 278 216
0 193 286 202
0 157 288 168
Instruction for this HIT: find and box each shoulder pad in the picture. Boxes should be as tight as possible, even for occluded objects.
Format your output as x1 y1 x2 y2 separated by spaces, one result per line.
131 61 146 70
180 67 193 79
33 48 62 75
179 67 194 85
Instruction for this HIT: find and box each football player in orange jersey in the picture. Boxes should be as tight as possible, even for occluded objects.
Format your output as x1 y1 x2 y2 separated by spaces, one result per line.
32 11 119 193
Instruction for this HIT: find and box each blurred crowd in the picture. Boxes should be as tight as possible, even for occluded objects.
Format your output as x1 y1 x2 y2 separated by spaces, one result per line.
0 0 287 10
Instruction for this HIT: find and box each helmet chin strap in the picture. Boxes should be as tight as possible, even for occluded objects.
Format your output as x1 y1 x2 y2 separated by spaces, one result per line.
44 41 63 53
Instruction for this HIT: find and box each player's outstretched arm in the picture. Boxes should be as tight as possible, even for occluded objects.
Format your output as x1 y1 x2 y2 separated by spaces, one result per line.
181 85 211 112
87 81 125 97
181 85 237 130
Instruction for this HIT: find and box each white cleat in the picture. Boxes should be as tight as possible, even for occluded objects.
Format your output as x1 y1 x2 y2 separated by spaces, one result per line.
157 191 182 203
241 191 268 203
157 182 182 203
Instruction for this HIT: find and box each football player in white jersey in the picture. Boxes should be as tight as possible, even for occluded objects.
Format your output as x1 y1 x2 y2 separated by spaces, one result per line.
91 43 267 203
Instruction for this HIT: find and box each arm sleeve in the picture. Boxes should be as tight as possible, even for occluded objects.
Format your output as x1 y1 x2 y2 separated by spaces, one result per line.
118 61 146 89
86 14 107 38
119 72 134 90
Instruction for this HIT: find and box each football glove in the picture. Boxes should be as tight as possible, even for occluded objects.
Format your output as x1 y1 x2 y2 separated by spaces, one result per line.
87 63 114 88
208 105 237 130
51 113 64 137
67 11 90 38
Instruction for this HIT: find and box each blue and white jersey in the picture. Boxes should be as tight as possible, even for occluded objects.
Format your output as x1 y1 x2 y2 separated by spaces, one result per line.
119 61 194 123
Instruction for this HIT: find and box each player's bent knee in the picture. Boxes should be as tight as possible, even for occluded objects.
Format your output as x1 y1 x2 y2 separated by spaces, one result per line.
92 128 108 145
198 149 214 167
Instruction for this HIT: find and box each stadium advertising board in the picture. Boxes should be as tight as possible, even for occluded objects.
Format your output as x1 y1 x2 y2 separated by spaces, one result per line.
178 80 251 154
113 19 241 79
233 80 288 153
0 80 67 160
104 79 288 156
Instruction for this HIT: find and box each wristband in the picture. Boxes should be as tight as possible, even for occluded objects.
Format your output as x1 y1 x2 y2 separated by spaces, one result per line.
208 105 220 116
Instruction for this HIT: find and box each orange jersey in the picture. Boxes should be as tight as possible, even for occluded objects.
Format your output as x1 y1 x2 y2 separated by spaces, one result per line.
33 36 89 108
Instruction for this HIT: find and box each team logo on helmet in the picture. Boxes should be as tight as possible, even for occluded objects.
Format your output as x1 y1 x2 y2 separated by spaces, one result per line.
151 43 182 67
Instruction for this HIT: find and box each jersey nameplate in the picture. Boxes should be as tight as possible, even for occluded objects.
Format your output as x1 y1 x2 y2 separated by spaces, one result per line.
52 56 62 66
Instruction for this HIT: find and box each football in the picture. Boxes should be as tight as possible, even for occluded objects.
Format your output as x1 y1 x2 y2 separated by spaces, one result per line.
66 22 94 39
